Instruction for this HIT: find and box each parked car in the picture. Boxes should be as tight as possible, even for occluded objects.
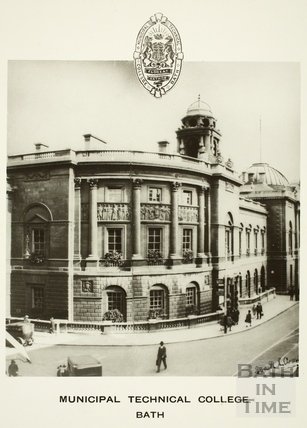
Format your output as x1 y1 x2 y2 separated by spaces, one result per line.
59 355 103 376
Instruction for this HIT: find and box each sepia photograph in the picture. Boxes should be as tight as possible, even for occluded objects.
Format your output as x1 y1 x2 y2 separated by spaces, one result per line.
5 60 300 377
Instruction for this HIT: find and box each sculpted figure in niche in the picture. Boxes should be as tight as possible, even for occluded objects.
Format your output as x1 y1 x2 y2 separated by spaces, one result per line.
82 280 93 293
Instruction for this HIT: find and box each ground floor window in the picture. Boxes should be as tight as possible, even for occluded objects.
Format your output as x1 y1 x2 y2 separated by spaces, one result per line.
186 287 196 306
149 285 168 318
106 286 126 320
31 287 44 310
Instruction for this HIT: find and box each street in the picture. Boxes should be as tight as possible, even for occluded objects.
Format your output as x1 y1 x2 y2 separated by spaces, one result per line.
6 304 298 377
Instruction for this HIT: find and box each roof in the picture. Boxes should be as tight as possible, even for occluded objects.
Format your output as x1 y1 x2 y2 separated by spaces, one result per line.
186 98 213 118
68 355 102 367
245 163 289 187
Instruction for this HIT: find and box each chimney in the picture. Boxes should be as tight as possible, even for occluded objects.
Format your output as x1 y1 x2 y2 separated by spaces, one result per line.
83 134 91 150
35 143 49 151
157 141 169 153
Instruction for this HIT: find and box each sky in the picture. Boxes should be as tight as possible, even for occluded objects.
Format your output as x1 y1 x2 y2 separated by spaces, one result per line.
7 61 300 182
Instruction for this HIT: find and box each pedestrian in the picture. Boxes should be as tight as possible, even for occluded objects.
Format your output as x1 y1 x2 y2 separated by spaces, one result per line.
256 302 263 319
232 308 240 325
8 360 19 377
156 341 167 373
252 304 257 318
57 365 68 377
221 314 228 334
245 310 252 327
49 317 56 334
227 314 234 331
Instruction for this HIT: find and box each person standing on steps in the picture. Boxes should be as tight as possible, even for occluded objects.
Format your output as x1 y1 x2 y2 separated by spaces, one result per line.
156 341 167 373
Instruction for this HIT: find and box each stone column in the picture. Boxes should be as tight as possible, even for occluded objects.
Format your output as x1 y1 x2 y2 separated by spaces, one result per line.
132 178 142 260
87 178 98 262
170 181 180 260
197 186 206 258
74 178 81 261
205 188 211 260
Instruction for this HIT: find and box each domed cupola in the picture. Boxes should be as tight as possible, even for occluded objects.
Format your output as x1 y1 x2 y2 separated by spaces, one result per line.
243 163 289 187
176 96 221 160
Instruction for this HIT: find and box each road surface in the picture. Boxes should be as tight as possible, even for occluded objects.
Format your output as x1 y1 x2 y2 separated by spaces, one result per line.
6 304 298 377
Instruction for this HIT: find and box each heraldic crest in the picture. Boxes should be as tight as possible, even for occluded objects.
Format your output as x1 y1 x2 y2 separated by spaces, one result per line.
134 13 184 98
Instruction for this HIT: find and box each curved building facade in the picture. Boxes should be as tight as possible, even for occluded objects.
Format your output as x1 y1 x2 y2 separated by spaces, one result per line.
7 100 300 322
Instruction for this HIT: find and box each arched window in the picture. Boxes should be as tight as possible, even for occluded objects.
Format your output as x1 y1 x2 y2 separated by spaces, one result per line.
246 271 251 298
106 286 126 320
254 269 259 294
239 223 244 257
246 225 252 256
239 275 243 298
225 213 234 261
260 266 266 291
289 221 293 255
185 282 200 315
261 228 266 255
254 226 259 255
149 284 169 319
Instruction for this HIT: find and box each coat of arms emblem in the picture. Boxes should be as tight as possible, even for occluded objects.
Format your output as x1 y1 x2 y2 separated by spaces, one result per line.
134 13 184 98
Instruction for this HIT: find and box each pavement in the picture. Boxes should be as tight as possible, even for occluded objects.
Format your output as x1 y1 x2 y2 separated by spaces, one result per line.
6 295 298 357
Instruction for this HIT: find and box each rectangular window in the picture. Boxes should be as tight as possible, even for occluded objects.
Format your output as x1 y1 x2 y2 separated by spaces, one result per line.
182 190 192 205
108 292 123 312
182 229 192 252
261 232 265 254
31 287 44 310
246 231 250 255
186 287 196 306
148 228 161 252
148 187 162 202
254 231 258 254
107 188 122 202
150 290 164 310
225 228 231 259
239 230 242 256
108 228 122 252
32 228 45 254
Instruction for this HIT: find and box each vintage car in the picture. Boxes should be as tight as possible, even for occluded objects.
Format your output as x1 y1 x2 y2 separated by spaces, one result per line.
58 355 103 376
6 321 34 346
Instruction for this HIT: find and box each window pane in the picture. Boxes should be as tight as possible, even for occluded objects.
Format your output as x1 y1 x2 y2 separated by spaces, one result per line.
108 291 124 312
32 287 44 309
148 188 162 202
108 229 122 252
182 190 192 205
186 287 196 306
148 228 161 252
150 289 164 310
32 229 45 254
182 229 192 251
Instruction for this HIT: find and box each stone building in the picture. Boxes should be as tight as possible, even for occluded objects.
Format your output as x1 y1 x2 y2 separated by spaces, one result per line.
6 99 300 322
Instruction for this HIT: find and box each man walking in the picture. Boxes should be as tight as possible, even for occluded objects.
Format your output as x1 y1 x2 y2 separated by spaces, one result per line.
256 302 263 319
156 341 167 373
